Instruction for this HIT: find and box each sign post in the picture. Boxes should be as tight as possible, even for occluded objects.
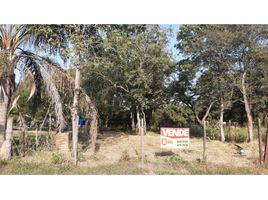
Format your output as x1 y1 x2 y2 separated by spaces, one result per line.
160 127 190 149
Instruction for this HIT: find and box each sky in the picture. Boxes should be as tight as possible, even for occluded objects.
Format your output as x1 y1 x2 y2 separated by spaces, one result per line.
167 24 180 51
162 24 180 60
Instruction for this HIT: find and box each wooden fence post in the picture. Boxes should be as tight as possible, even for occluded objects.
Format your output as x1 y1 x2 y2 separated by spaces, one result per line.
264 129 268 164
257 118 263 164
203 120 207 162
35 128 38 149
73 117 79 166
228 120 231 142
140 118 144 168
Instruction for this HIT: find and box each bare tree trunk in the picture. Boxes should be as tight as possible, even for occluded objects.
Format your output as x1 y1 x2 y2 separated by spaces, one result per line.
193 101 215 127
136 106 140 135
0 103 8 147
141 108 147 135
219 99 225 142
5 117 13 159
242 71 254 143
0 94 8 148
130 111 135 132
104 116 109 128
89 115 97 149
72 59 81 166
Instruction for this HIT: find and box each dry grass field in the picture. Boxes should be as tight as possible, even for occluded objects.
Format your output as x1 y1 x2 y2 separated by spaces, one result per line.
1 131 268 174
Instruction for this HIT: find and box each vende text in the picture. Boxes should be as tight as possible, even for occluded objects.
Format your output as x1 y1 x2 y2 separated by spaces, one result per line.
161 128 189 138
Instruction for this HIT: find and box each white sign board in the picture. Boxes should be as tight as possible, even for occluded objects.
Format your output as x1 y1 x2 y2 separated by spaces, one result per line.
160 127 190 149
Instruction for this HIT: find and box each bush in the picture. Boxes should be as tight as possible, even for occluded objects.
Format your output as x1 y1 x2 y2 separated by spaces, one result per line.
206 120 220 140
51 152 65 164
189 124 203 137
0 160 8 169
224 127 248 143
165 155 189 166
119 150 131 162
150 104 195 131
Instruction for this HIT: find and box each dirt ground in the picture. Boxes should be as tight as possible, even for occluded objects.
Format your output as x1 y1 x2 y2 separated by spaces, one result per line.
1 131 267 174
81 131 261 168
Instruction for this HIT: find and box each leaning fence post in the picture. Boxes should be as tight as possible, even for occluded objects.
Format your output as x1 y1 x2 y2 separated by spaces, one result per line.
140 118 144 168
203 120 207 162
228 120 231 142
257 118 263 164
264 129 268 164
35 128 39 149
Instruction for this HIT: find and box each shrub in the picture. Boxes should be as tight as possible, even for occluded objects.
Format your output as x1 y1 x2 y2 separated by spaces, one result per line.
224 127 248 143
189 124 203 137
234 132 247 143
150 104 195 131
120 150 131 162
165 155 189 166
51 152 65 164
206 120 220 140
0 160 8 169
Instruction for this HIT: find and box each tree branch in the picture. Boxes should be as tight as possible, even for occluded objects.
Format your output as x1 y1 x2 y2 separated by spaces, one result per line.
201 101 216 123
94 71 130 93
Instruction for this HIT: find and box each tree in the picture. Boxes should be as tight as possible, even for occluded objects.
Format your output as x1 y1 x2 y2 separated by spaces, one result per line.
0 25 98 157
174 25 268 143
174 25 236 141
0 25 69 147
227 25 268 142
84 25 173 133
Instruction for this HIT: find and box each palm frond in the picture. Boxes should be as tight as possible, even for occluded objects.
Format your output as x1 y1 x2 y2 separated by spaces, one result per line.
27 81 36 101
8 94 20 113
15 50 98 143
18 52 67 132
39 58 98 144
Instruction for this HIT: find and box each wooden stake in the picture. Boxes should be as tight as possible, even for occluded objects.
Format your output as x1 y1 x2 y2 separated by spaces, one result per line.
203 120 207 162
35 128 38 149
49 114 51 135
141 118 144 168
73 117 79 166
257 118 263 164
264 129 268 164
48 114 51 149
19 113 26 157
228 120 231 142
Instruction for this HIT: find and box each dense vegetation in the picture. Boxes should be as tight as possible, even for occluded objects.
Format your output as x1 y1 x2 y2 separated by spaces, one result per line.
2 24 268 144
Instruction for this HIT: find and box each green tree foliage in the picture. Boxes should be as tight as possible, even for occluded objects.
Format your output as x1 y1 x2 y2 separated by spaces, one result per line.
151 104 195 130
172 24 268 142
82 25 174 130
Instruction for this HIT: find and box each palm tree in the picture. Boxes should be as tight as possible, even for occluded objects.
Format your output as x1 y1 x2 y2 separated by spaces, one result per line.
0 25 98 149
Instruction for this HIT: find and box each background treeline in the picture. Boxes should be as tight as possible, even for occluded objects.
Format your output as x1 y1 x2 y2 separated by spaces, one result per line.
15 25 268 142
